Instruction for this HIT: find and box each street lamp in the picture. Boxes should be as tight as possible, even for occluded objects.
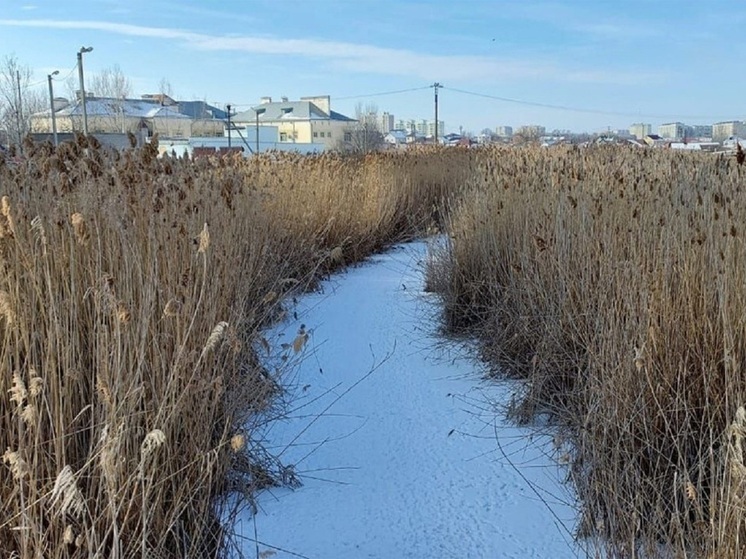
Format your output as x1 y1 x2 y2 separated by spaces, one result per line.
227 104 232 149
77 46 93 135
47 70 59 146
254 107 265 154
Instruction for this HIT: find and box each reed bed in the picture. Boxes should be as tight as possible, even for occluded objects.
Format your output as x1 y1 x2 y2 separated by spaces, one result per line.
0 137 473 559
430 145 746 557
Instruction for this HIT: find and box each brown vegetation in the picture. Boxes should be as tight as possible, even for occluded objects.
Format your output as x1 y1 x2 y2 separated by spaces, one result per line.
430 145 746 557
0 136 473 558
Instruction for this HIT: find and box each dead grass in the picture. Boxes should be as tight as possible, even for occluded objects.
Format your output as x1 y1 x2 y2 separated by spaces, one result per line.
0 136 473 558
429 145 746 557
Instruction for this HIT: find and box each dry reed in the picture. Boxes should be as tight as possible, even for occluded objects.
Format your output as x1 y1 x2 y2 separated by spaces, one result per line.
0 137 471 558
429 145 746 557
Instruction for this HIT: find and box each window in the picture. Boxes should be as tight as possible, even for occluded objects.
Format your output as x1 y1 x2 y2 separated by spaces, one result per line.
319 132 325 138
280 132 288 142
313 131 318 138
344 132 352 142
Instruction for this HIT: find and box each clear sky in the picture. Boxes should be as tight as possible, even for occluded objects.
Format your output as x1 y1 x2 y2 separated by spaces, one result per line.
1 0 745 134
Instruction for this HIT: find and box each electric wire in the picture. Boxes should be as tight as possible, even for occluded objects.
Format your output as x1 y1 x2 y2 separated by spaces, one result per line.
212 86 431 111
443 86 732 122
52 63 79 84
334 85 431 101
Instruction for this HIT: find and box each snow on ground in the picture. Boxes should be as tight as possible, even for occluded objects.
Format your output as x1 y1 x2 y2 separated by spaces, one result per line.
233 240 584 559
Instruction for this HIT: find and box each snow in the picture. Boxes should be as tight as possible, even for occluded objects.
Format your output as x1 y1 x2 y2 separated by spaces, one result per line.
233 240 584 559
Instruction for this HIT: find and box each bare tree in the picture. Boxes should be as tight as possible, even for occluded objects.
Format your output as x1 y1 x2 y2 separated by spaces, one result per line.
158 77 174 100
90 64 132 100
63 73 78 102
337 102 384 154
0 54 46 146
85 65 134 133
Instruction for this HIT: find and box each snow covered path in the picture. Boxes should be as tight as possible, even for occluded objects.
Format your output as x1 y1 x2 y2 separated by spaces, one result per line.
235 241 583 558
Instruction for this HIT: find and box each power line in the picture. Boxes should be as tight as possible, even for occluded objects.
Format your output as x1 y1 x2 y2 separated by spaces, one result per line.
53 63 79 84
335 86 431 101
21 64 80 92
443 86 732 121
214 86 432 110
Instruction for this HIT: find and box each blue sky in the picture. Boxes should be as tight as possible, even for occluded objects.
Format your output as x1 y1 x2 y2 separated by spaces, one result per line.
1 0 745 134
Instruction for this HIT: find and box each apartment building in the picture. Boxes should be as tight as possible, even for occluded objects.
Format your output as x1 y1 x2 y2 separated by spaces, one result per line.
629 123 651 140
712 121 746 142
658 122 689 139
380 112 394 134
232 95 355 148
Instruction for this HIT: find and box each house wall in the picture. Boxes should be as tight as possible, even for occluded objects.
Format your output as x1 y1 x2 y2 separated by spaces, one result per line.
150 118 192 138
31 114 203 138
191 119 224 137
30 114 140 134
263 119 352 148
276 121 312 143
310 120 353 148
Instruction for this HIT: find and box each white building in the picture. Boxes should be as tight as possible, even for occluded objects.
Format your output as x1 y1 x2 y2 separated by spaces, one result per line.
495 126 513 138
394 118 443 138
384 129 408 147
690 124 712 139
712 121 746 143
629 123 651 139
658 122 689 139
515 125 545 138
380 112 394 133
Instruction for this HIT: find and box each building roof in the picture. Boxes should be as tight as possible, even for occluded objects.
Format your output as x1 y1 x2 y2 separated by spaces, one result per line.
233 100 354 123
384 130 407 142
33 97 190 120
177 100 227 120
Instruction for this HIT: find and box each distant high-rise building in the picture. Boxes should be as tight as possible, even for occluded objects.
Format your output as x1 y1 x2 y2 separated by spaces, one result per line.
515 125 545 138
689 124 712 138
629 123 651 139
412 119 444 137
712 121 746 142
391 118 443 137
427 120 444 137
380 112 394 133
495 126 513 138
658 122 689 139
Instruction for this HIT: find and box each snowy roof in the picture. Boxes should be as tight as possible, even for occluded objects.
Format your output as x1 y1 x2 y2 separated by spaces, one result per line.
33 98 190 120
385 130 407 141
233 100 354 123
177 100 227 120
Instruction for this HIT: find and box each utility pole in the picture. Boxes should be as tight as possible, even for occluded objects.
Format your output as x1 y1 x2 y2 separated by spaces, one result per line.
434 84 438 144
227 104 232 148
16 70 23 145
255 107 266 154
47 71 60 146
77 46 93 135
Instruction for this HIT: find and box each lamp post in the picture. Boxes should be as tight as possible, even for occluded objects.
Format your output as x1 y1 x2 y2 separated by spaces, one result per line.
47 70 59 146
227 104 232 149
255 107 266 154
77 46 93 135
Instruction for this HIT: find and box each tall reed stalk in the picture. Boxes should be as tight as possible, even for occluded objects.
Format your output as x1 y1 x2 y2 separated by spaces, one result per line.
0 137 472 558
431 145 746 557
